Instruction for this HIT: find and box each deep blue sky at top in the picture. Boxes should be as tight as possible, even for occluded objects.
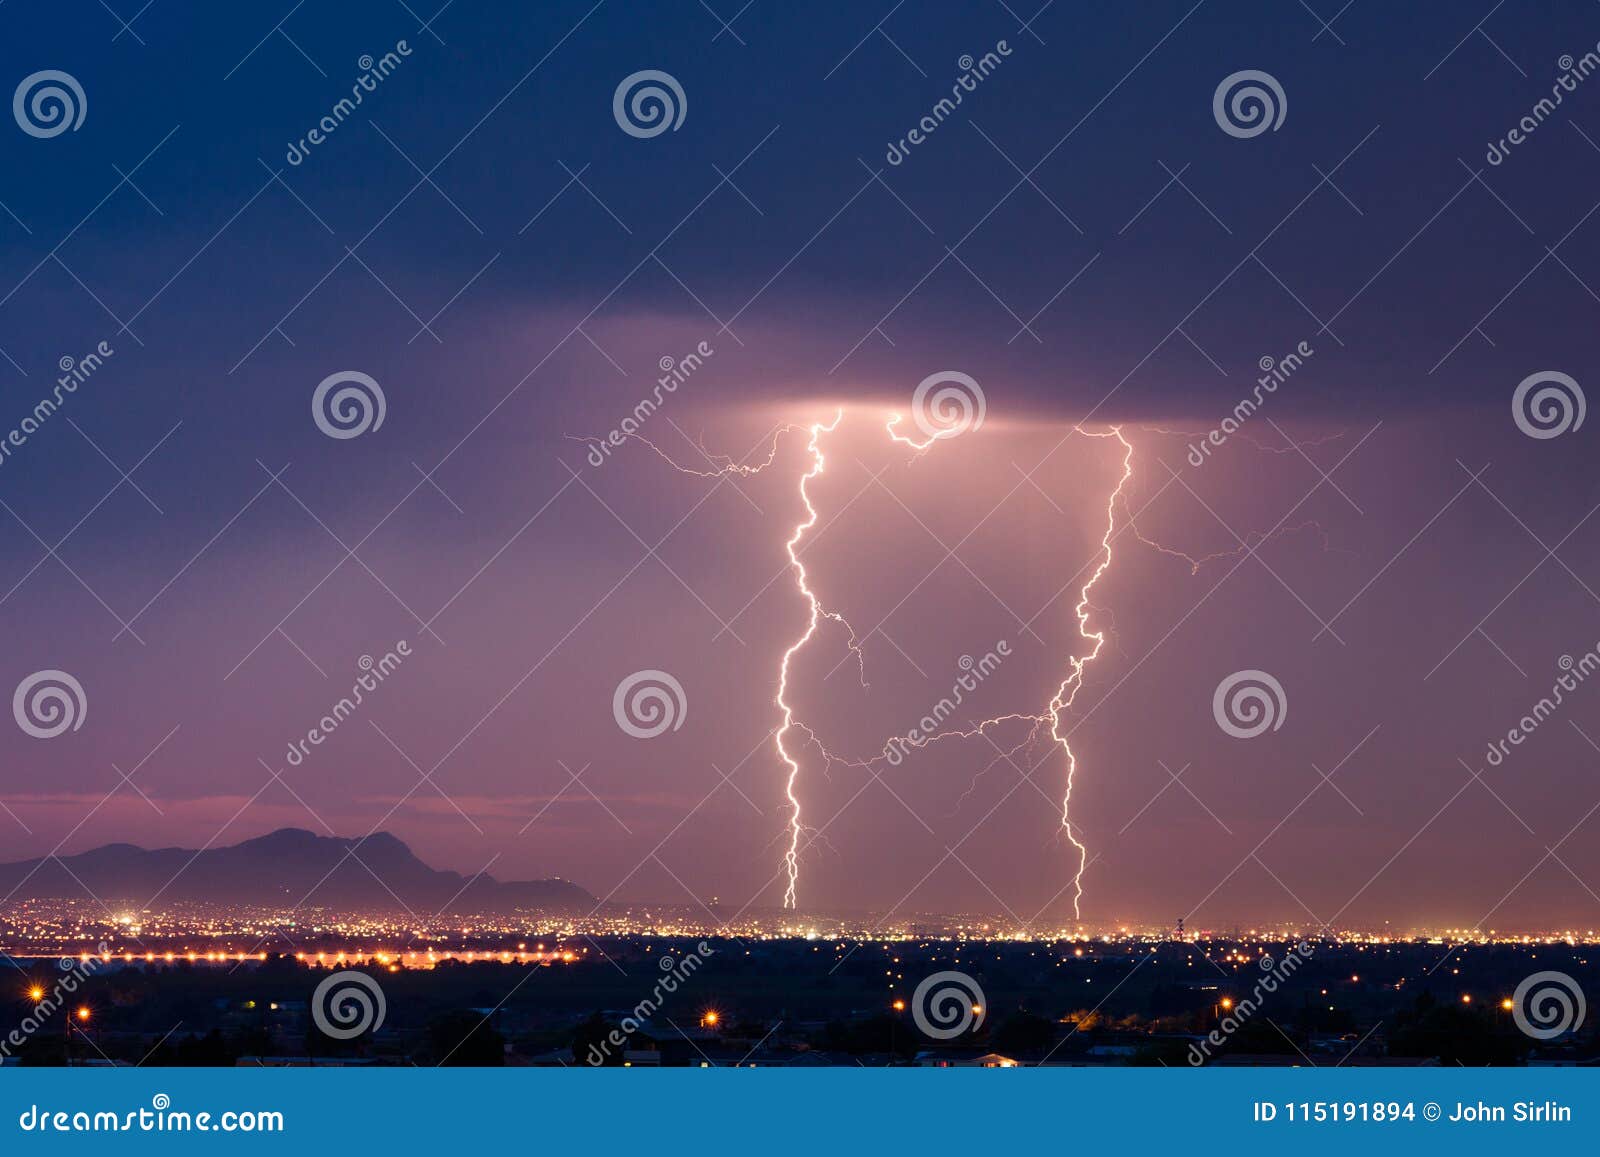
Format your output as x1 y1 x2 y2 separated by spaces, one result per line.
5 1 1597 422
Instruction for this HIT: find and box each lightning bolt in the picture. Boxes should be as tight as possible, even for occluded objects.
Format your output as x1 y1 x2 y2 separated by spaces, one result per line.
860 418 1128 920
858 425 1131 920
766 419 1109 923
885 410 958 453
775 410 849 909
566 422 807 478
856 421 1326 922
583 411 1336 919
1138 423 1350 456
1045 425 1133 920
571 412 859 911
1124 515 1334 575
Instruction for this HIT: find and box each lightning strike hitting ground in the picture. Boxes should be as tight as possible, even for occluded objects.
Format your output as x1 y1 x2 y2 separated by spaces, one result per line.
846 423 1331 920
573 412 861 911
589 412 1335 917
856 426 1130 919
1045 425 1133 920
775 410 849 909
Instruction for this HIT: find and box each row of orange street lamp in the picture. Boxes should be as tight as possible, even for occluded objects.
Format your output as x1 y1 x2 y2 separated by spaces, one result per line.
1210 990 1518 1016
15 981 1525 1048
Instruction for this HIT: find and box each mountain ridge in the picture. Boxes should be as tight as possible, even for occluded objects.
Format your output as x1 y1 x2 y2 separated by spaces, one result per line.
0 828 594 913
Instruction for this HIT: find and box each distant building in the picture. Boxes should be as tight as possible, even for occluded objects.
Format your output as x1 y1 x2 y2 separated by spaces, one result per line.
915 1049 1018 1068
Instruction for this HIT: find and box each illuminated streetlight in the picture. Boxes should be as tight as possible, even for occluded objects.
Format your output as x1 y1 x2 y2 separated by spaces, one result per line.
75 1007 90 1022
892 999 906 1012
701 1011 719 1028
27 985 44 1002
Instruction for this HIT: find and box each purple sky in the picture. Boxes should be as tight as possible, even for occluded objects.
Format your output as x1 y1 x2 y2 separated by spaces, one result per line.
4 1 1600 932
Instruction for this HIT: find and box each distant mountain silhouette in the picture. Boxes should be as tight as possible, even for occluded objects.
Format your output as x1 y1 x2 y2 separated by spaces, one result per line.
0 828 593 913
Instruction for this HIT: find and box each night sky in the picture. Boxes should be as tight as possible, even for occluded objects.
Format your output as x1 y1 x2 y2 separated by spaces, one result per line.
4 0 1600 931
